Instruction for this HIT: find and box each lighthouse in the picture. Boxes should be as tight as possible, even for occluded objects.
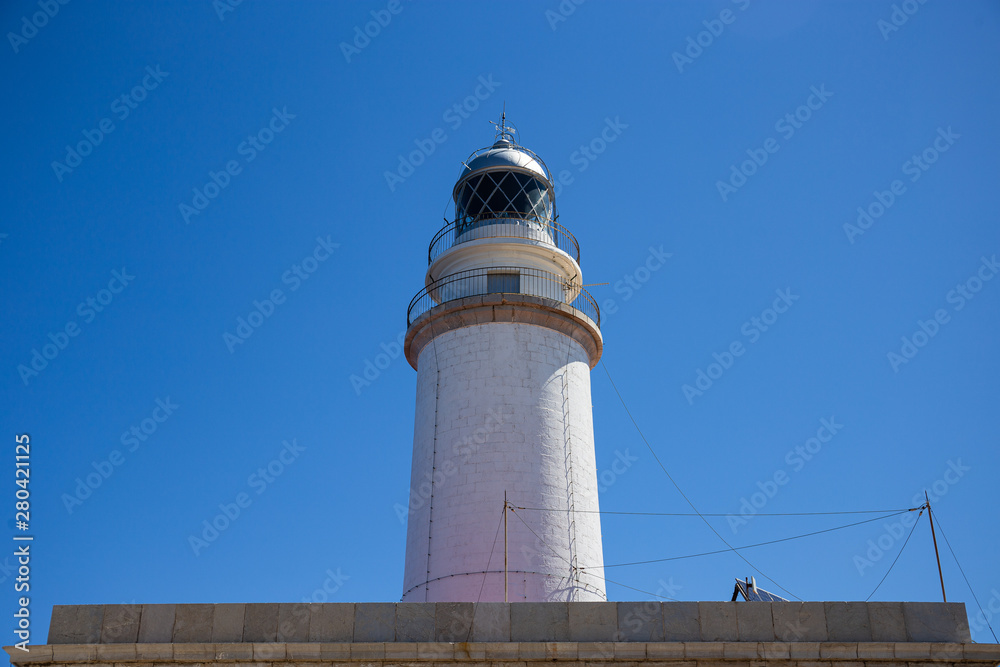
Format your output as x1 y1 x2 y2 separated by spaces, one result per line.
401 115 607 603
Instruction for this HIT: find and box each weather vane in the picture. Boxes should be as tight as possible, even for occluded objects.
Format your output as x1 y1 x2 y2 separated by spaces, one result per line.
489 102 517 144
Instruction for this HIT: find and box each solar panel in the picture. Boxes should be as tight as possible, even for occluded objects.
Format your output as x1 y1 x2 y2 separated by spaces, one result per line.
732 576 788 602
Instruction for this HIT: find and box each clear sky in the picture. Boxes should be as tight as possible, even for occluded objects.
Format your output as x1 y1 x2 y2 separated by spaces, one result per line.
2 0 999 648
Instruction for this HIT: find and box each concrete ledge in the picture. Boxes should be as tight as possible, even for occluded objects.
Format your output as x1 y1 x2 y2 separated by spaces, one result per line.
405 295 604 370
41 602 975 645
8 641 999 665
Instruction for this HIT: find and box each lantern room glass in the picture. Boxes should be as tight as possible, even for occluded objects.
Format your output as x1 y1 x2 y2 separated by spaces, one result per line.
455 170 552 234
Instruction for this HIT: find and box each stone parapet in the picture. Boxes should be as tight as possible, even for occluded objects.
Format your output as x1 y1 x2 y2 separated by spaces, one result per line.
7 602 997 667
38 601 976 644
8 640 1000 666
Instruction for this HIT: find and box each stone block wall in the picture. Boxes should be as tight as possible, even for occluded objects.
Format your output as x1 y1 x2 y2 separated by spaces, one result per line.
43 601 973 644
7 601 998 667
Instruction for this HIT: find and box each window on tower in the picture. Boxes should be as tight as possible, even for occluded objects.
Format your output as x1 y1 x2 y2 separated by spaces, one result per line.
486 271 520 295
455 170 552 233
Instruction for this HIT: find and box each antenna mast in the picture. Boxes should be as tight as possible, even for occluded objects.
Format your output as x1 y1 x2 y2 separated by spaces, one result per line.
925 492 947 602
490 103 516 144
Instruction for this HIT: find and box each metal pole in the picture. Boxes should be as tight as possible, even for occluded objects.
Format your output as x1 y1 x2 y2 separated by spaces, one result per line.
925 491 947 602
504 491 508 603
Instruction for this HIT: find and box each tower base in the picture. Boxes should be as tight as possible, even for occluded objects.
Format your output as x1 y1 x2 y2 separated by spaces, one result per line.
401 295 606 603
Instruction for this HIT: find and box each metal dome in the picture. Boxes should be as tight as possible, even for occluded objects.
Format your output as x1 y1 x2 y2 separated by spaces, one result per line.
450 113 556 228
456 139 549 183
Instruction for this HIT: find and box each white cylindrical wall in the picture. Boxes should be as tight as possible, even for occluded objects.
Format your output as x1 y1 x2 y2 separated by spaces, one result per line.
401 321 606 602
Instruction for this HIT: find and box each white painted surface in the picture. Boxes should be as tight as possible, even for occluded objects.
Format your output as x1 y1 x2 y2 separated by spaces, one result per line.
401 321 606 602
427 231 583 300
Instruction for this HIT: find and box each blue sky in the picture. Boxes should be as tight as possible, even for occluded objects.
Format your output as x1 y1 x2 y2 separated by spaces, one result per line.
2 0 999 647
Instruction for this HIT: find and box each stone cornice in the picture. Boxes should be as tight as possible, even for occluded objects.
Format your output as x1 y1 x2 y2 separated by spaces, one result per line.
405 294 603 370
7 640 1000 665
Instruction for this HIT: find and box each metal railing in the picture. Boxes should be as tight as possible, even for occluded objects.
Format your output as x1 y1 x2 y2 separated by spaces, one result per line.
407 266 600 328
427 216 581 265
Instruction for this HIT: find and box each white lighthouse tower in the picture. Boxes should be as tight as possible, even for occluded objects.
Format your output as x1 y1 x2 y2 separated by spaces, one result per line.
402 115 607 603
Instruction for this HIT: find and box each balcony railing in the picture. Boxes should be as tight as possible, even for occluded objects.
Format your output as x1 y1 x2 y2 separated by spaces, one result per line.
407 266 600 328
427 216 581 265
